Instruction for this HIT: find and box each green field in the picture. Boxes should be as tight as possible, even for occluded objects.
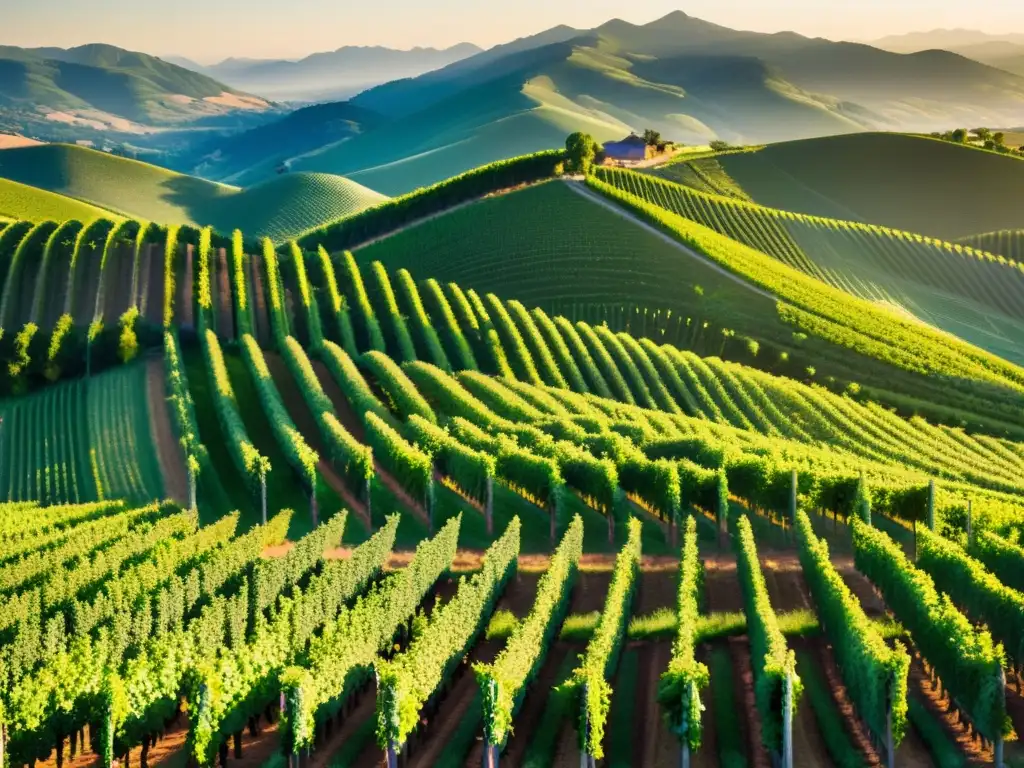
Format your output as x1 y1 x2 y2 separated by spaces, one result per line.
0 362 163 504
0 144 387 242
958 229 1024 260
598 165 1024 365
703 133 1024 241
0 176 118 224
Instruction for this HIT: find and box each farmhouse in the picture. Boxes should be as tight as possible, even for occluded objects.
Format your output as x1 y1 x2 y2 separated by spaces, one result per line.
602 133 654 162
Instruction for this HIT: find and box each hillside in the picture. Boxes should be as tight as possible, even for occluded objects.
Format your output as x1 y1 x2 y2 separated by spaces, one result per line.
185 101 386 184
0 176 119 223
0 144 385 241
599 165 1024 365
187 44 483 102
700 133 1024 240
0 43 273 141
271 13 1024 194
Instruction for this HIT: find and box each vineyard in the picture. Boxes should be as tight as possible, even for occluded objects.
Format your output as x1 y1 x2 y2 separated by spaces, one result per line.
2 146 1024 767
593 165 1024 366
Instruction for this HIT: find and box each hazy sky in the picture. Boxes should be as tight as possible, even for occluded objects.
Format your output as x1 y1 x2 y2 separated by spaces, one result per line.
5 0 1024 61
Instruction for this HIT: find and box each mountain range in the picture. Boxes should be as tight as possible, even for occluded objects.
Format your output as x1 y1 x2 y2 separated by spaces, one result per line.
255 12 1024 194
0 43 274 141
871 29 1024 76
164 44 483 102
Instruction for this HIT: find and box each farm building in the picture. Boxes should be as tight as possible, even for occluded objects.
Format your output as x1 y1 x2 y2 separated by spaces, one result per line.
603 133 654 161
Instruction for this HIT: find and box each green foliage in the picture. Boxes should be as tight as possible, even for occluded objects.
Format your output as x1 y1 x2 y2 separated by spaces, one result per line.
421 277 478 371
278 515 456 753
367 260 417 362
338 251 385 353
475 515 583 747
657 517 709 751
262 238 290 342
851 517 1007 741
229 229 252 337
484 293 542 385
394 268 450 370
163 225 180 328
196 226 213 327
240 334 318 490
200 328 270 494
505 299 568 388
566 133 600 175
565 518 641 759
297 151 566 252
375 518 520 750
360 350 436 422
280 335 372 492
796 511 908 745
316 340 395 427
734 515 802 755
918 527 1024 669
364 411 434 506
117 307 139 364
405 414 495 505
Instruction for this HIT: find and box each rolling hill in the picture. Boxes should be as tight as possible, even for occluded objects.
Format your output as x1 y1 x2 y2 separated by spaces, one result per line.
0 43 273 141
0 144 385 241
266 12 1024 194
175 44 483 102
0 176 118 223
686 133 1024 241
598 164 1024 365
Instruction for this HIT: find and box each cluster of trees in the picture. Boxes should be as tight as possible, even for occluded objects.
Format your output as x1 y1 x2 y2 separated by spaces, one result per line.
934 127 1024 155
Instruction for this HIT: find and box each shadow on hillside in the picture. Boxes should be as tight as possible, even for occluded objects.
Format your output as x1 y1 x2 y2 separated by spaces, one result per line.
157 174 235 232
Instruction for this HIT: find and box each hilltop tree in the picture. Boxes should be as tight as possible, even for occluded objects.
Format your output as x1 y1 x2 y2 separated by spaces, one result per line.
951 128 968 144
993 131 1006 146
972 127 991 142
565 132 600 175
643 128 662 147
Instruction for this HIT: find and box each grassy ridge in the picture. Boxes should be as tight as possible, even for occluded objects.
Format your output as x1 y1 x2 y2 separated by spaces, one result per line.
0 145 385 242
0 177 117 224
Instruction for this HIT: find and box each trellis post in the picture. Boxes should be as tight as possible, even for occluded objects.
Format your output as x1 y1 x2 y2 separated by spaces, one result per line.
783 670 794 768
885 683 895 768
679 680 692 768
580 681 590 768
261 475 268 525
996 667 1006 768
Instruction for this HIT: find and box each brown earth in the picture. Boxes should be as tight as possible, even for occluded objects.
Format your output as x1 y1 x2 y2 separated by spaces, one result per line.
145 357 189 506
249 251 271 347
215 247 236 341
178 244 194 330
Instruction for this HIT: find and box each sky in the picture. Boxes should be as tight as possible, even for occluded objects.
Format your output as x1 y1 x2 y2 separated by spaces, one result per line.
4 0 1024 62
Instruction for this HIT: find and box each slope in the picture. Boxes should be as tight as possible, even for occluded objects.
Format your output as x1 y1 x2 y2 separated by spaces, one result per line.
598 165 1024 365
0 43 271 135
711 133 1024 240
288 35 869 194
351 178 1024 411
0 177 118 223
0 144 386 241
200 43 483 102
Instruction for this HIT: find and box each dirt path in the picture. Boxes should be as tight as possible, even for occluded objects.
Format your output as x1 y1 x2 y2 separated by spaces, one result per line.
564 181 777 301
215 247 236 341
146 356 189 505
250 250 271 346
406 640 502 768
142 243 165 326
703 553 744 613
179 243 195 330
909 653 991 766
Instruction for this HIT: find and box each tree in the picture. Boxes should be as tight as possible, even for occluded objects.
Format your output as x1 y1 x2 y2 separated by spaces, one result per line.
972 127 991 142
993 131 1006 146
642 128 662 146
951 128 968 144
565 132 600 174
709 140 732 152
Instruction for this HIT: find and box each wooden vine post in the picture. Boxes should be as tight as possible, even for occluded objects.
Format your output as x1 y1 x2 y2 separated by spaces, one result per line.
580 681 591 768
782 670 794 768
789 468 798 541
679 680 693 768
996 666 1006 768
885 680 895 768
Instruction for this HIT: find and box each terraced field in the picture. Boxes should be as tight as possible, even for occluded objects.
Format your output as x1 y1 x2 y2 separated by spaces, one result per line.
4 145 1024 768
598 164 1024 365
